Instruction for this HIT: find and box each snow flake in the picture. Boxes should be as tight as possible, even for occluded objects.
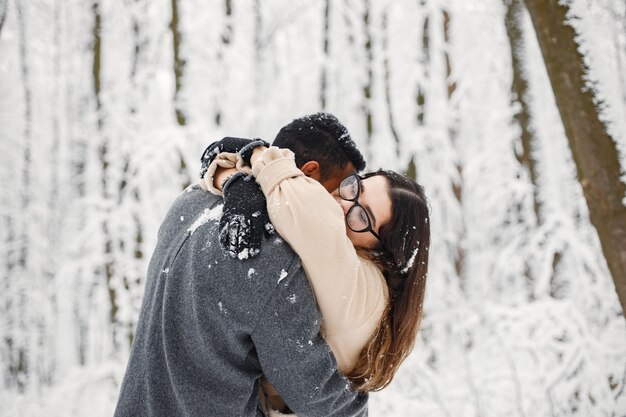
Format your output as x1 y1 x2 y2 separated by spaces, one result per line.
217 301 228 315
401 246 419 274
278 269 288 284
188 204 223 235
294 339 306 352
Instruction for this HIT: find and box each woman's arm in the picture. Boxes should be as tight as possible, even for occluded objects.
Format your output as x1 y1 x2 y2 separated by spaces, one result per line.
251 147 387 337
199 152 251 195
201 147 267 194
203 146 388 371
213 166 237 191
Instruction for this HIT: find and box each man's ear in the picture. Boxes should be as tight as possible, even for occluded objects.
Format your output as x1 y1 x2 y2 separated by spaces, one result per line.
300 161 321 181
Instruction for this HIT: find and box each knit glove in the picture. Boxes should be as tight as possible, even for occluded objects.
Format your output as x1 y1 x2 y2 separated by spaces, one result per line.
200 137 262 179
239 138 270 167
219 172 273 259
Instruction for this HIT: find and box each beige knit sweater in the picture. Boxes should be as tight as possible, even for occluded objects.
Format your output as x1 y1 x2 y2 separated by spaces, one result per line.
202 147 389 413
249 147 389 372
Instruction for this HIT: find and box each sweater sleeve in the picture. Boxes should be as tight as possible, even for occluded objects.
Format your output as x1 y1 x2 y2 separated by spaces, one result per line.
251 147 387 336
199 151 252 195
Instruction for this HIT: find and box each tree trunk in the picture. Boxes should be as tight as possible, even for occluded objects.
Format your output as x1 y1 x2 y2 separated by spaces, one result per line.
92 0 119 336
169 0 190 188
123 1 145 347
13 0 31 391
442 9 455 98
505 0 541 221
170 0 185 126
408 2 428 180
362 0 373 144
524 0 626 318
0 0 7 37
320 0 330 110
382 7 401 158
214 0 233 126
504 0 551 297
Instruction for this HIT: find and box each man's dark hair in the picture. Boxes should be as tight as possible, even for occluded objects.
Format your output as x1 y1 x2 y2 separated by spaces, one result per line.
273 113 366 180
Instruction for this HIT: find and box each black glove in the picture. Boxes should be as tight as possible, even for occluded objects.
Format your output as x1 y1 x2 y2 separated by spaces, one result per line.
199 137 256 179
219 172 273 259
239 138 270 167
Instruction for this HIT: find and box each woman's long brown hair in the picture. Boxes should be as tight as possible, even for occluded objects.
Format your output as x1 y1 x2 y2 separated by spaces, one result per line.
347 170 430 392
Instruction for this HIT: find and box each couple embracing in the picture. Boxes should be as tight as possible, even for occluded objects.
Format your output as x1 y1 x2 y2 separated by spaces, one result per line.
114 113 430 416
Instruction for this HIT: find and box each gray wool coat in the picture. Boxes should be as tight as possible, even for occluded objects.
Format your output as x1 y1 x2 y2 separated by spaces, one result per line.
114 185 368 417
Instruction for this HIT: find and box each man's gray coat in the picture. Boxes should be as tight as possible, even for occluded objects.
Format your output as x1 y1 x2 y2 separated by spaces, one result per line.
114 185 367 416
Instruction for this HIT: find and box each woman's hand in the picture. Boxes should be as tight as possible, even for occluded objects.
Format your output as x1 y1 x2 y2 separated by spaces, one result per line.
249 146 268 166
213 167 238 191
200 137 259 178
239 140 269 166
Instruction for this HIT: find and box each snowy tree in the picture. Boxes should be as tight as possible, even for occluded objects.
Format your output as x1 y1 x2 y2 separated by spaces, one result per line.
0 0 624 415
524 0 626 319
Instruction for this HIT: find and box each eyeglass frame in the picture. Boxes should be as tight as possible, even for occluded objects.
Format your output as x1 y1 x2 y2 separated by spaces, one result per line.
338 173 386 248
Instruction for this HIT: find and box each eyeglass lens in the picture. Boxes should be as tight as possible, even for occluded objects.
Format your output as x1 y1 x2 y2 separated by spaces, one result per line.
346 206 370 232
339 175 359 200
339 175 371 232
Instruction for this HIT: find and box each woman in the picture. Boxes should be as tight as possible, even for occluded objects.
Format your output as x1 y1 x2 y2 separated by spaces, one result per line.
203 145 430 414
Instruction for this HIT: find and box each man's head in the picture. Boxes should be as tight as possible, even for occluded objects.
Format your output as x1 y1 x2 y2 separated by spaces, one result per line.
273 112 366 192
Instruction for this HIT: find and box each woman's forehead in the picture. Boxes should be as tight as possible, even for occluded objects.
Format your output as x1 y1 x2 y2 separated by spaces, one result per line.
362 174 388 192
362 176 392 221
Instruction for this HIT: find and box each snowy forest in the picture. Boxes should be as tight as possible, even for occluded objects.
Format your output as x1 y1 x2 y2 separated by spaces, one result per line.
1 0 626 415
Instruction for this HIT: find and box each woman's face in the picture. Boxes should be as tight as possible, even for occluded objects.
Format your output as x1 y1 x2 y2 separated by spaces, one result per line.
331 175 392 249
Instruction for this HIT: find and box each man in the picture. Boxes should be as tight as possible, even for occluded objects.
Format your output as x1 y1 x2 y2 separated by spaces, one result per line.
272 112 363 193
114 113 367 416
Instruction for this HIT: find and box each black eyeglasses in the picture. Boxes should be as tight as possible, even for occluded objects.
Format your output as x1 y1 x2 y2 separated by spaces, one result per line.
338 173 385 247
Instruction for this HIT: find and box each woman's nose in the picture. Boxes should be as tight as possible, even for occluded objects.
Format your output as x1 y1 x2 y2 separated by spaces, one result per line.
337 198 353 215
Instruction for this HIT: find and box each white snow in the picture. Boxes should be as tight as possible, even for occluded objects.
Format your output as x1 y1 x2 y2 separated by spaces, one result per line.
188 205 223 235
400 247 419 274
217 301 227 315
2 0 625 415
237 248 249 260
